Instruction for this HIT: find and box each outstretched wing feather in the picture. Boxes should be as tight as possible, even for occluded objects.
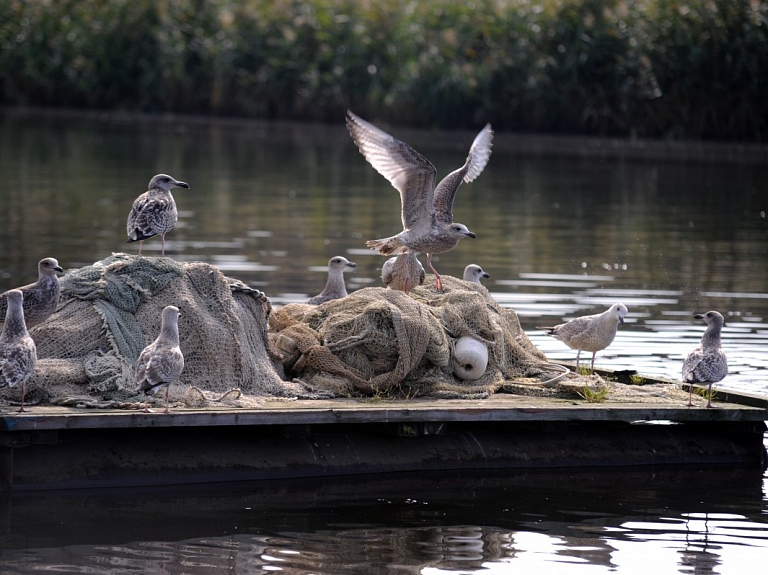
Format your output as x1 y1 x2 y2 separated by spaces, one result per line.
347 111 437 231
433 124 493 225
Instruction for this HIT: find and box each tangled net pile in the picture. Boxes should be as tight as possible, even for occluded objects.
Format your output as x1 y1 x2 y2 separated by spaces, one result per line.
11 254 288 407
2 256 676 408
269 275 565 399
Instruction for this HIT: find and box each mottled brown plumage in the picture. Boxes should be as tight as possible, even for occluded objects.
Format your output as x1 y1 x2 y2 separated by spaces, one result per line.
137 306 184 413
308 256 356 305
347 111 493 291
0 290 37 412
683 311 727 408
127 174 190 256
538 303 629 372
381 253 425 293
0 257 63 329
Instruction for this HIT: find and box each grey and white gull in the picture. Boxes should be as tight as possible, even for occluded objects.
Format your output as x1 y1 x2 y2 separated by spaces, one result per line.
0 257 64 329
127 174 190 256
682 311 727 408
346 111 493 291
463 264 490 284
136 305 184 413
537 303 629 372
308 256 357 305
0 290 37 412
381 253 425 293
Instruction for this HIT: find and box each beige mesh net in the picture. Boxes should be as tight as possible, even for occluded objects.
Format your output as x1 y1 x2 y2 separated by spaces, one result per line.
3 254 288 408
269 275 568 399
2 258 671 409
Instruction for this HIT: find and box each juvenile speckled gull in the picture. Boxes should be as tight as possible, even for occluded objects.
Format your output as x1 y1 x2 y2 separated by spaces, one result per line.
0 290 37 413
682 310 727 408
463 264 490 284
537 303 629 372
381 253 425 293
127 174 190 256
346 111 493 291
308 256 357 305
0 257 64 329
137 305 184 413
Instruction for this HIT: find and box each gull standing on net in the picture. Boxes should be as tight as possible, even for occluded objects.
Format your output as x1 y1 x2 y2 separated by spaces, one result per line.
381 253 425 293
127 174 190 256
0 257 64 329
463 264 490 284
308 256 357 305
346 111 493 291
137 305 184 413
0 290 37 413
682 311 727 408
537 303 629 372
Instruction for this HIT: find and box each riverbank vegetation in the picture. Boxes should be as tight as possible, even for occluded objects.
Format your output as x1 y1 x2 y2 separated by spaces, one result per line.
1 0 766 140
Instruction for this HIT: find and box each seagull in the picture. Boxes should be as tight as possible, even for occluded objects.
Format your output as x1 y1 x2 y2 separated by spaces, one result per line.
308 256 356 305
463 264 490 284
127 174 190 256
346 111 493 291
381 253 425 293
0 257 64 329
682 311 727 408
136 305 184 413
537 303 629 372
0 290 37 413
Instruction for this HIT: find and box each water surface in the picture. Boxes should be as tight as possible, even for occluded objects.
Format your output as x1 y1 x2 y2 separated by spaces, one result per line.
0 109 765 393
1 468 767 574
0 109 767 575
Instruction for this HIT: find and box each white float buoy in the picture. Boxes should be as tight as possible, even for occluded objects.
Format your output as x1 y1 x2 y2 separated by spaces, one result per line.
452 336 489 381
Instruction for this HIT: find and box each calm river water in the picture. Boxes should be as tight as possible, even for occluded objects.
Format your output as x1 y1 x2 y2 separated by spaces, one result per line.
0 109 766 573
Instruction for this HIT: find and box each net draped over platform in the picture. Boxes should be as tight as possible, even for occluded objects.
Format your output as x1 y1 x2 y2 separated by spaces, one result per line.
18 254 286 404
269 275 556 398
2 257 685 408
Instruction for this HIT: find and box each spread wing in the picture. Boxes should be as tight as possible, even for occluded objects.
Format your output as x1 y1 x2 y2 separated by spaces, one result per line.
433 124 493 225
346 111 437 231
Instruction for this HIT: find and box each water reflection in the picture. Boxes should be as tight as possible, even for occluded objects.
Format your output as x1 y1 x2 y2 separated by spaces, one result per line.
0 469 766 574
0 109 766 397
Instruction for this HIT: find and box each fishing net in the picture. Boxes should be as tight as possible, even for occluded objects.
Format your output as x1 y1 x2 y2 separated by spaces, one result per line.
6 253 288 407
268 275 564 399
3 256 671 408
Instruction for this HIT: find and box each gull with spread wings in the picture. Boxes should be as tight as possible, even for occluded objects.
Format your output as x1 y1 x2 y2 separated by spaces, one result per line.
346 111 493 291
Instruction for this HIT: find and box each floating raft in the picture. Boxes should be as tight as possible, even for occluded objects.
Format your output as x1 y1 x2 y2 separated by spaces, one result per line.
2 370 767 491
1 404 765 491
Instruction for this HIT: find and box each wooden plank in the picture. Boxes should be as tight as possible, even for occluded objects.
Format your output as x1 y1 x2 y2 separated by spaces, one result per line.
681 384 768 409
6 417 767 491
2 395 767 432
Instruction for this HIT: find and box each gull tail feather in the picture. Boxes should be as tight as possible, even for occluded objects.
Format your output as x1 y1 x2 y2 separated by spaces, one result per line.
140 380 166 396
366 237 408 256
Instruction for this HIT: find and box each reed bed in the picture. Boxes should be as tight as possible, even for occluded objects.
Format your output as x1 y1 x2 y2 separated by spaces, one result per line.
2 0 766 140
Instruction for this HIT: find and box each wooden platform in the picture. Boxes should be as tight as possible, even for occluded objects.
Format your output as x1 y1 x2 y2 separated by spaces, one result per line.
2 393 768 430
1 388 766 491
